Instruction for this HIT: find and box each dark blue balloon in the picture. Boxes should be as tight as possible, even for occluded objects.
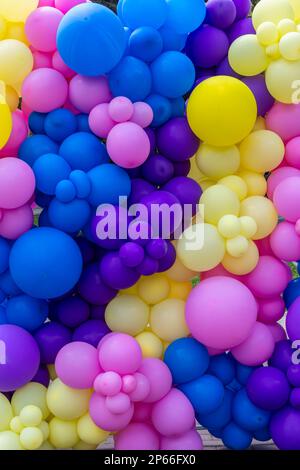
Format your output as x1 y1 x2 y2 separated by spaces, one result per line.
222 422 252 450
179 375 225 415
159 25 187 51
284 278 300 309
129 27 163 62
0 305 7 325
59 132 109 171
109 56 152 102
164 338 209 385
44 109 77 143
198 389 234 431
35 191 52 209
254 427 272 442
145 94 172 127
208 354 236 385
48 198 91 234
28 112 46 134
19 135 59 167
0 270 22 296
76 114 91 133
33 154 72 195
38 209 52 228
232 389 271 432
0 237 10 275
236 362 255 385
170 97 185 117
6 295 48 332
87 164 131 206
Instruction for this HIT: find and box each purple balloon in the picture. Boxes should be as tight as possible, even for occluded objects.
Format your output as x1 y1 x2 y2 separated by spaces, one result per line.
227 17 255 43
136 256 159 276
242 75 274 116
129 178 155 205
269 340 294 372
287 365 300 387
271 407 300 450
119 242 145 268
186 25 229 68
145 128 156 153
32 365 50 388
55 295 90 329
206 0 237 29
90 304 106 320
290 389 300 409
232 0 251 20
76 237 96 265
72 319 110 348
90 206 130 251
173 160 191 177
156 117 199 162
34 321 71 365
163 176 202 209
196 67 216 79
141 154 174 186
78 263 117 305
146 239 168 260
247 367 290 411
286 297 300 342
158 241 176 272
140 190 182 238
99 253 140 290
0 325 40 392
216 56 241 78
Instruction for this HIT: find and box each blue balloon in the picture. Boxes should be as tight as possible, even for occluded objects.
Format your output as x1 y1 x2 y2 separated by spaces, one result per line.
0 270 21 296
164 338 209 385
28 112 46 134
0 237 10 275
109 56 152 102
159 25 187 51
19 135 59 167
222 422 252 450
33 154 71 195
57 3 126 76
254 427 272 442
179 375 225 415
170 97 185 117
39 209 51 228
69 170 91 200
0 289 5 304
129 27 163 62
59 132 109 171
236 363 256 386
284 278 300 309
208 354 236 385
76 114 91 133
44 109 77 143
6 295 48 332
232 389 271 432
198 389 234 431
87 164 131 207
35 191 52 209
121 0 167 30
55 180 77 203
9 228 83 300
0 305 6 325
151 51 195 98
117 0 125 22
145 94 172 127
48 199 91 234
164 0 206 34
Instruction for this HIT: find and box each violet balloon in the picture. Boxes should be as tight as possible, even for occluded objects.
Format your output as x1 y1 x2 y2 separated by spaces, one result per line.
242 75 274 117
34 321 71 365
247 367 290 411
156 117 199 162
206 0 237 30
186 25 229 68
271 407 300 450
72 319 110 348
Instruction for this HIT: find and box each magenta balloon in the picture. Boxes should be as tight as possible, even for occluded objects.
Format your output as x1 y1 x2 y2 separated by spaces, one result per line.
266 103 300 143
0 158 35 210
115 423 160 450
231 322 275 366
267 167 300 199
139 358 172 403
25 6 64 53
273 177 300 223
285 137 300 169
98 333 142 375
257 297 285 324
270 222 300 262
89 392 134 432
161 429 203 450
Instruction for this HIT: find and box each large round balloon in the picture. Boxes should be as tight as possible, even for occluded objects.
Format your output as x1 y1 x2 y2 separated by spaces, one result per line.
0 97 12 149
9 228 83 299
0 0 38 22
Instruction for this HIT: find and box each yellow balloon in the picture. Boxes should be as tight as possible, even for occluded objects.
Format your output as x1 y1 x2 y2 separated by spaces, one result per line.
0 39 33 87
122 284 138 295
200 184 240 225
73 441 97 450
237 170 267 196
253 116 266 131
279 32 300 60
266 58 300 103
0 94 12 149
240 216 258 238
265 43 281 60
222 240 259 275
240 196 278 240
105 294 149 336
137 275 170 305
229 35 268 76
6 22 28 44
49 417 79 449
38 440 54 450
19 405 43 427
0 393 13 432
20 427 44 450
218 215 241 239
0 0 38 22
46 379 91 421
77 413 109 446
177 223 225 272
288 0 300 20
168 280 192 300
187 76 257 147
240 130 285 173
11 383 49 420
166 251 197 282
135 332 163 358
188 156 206 183
257 22 279 46
150 299 189 342
252 0 295 30
0 15 6 40
47 364 57 381
218 176 248 201
196 143 240 180
0 431 23 450
226 235 249 258
278 18 297 36
10 417 24 434
38 421 49 441
5 85 19 111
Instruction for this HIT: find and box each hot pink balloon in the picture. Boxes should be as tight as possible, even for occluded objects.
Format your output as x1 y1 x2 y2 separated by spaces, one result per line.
89 392 134 432
132 403 153 422
138 358 172 403
270 221 300 262
98 333 142 375
106 393 131 414
0 205 33 240
268 323 287 343
0 158 35 209
89 103 116 138
257 297 285 324
55 0 86 13
25 7 64 53
115 423 160 450
274 177 300 223
32 50 53 70
266 102 300 142
231 322 275 366
93 372 122 397
285 137 300 169
255 237 274 256
69 75 112 114
161 429 203 451
267 167 300 200
108 97 134 123
52 51 76 79
0 110 28 157
107 122 150 169
39 0 55 5
129 373 150 402
131 102 154 128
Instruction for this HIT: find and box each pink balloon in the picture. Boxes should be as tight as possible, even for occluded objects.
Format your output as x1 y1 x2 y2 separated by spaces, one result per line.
107 122 150 169
131 102 154 128
88 103 116 138
0 110 28 157
55 0 86 13
138 358 172 403
255 237 274 256
108 97 134 123
151 389 195 437
132 403 153 422
89 392 134 432
267 167 300 200
268 323 287 343
129 373 150 402
266 102 300 142
93 372 122 397
39 0 55 6
32 50 53 70
52 51 76 79
115 423 160 450
207 346 225 356
231 322 275 366
69 75 112 114
243 256 291 299
0 205 33 240
98 333 142 375
274 177 300 223
122 375 137 394
161 429 203 451
21 100 33 119
257 297 285 324
106 393 131 414
201 264 243 283
270 221 300 262
55 341 101 389
25 7 63 53
186 277 257 350
22 68 68 113
285 137 300 169
0 158 35 209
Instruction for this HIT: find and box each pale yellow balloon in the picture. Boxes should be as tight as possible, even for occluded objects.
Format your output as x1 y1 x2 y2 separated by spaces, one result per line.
20 405 43 427
222 240 259 275
0 0 38 22
166 252 197 282
237 170 267 196
240 216 258 238
196 143 240 180
177 223 226 272
0 39 33 86
10 417 23 434
226 235 249 258
253 116 266 131
199 179 215 191
49 417 79 449
6 22 28 44
257 22 279 46
240 196 278 240
0 14 6 40
168 280 192 300
11 383 49 420
47 364 57 381
122 284 138 295
46 379 91 421
200 184 240 225
38 440 54 450
218 215 241 239
135 332 164 359
0 431 23 450
288 0 300 20
73 441 97 450
252 0 295 30
20 427 44 450
266 58 300 103
38 421 49 441
278 18 297 36
229 35 268 76
5 85 19 111
137 275 170 305
150 299 189 342
218 176 248 201
279 32 300 60
240 130 285 173
0 393 13 432
265 43 281 60
77 413 109 446
105 294 149 336
188 156 206 184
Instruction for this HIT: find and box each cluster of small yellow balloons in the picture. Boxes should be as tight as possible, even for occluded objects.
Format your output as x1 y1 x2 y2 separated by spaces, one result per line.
229 0 300 103
0 381 109 450
105 255 198 359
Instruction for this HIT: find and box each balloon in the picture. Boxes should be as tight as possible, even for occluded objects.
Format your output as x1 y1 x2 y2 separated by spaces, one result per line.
59 132 108 172
25 7 63 53
121 0 167 30
0 158 35 209
239 196 278 240
89 392 134 432
257 297 285 324
150 298 189 342
267 167 300 199
69 75 111 114
199 388 233 431
0 109 28 156
185 277 257 350
0 39 33 87
252 0 294 30
115 423 159 450
266 59 300 104
55 0 85 14
164 0 206 34
129 27 163 62
271 407 300 450
99 333 142 375
0 0 38 22
47 378 90 421
0 393 13 431
266 102 300 143
208 354 236 385
286 297 300 342
109 56 152 102
196 144 240 180
77 413 108 446
88 103 115 139
105 295 149 336
247 367 290 411
6 295 48 332
0 431 23 450
44 109 77 143
49 417 79 448
72 319 109 348
19 134 59 167
139 358 172 403
131 102 153 128
244 255 290 299
232 389 271 432
201 184 240 225
137 275 169 304
107 122 150 169
57 3 126 76
228 16 255 43
145 94 172 127
206 0 237 29
186 25 229 68
270 222 300 261
229 35 268 76
240 130 284 173
231 322 275 366
180 374 225 415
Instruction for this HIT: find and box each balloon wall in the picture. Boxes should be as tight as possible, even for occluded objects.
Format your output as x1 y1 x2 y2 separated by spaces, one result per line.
0 0 300 451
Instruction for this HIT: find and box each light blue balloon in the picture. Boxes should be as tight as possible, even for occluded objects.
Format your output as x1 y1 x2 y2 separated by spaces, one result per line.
129 27 163 62
159 25 187 51
164 0 206 34
145 94 172 127
109 56 152 102
121 0 167 30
